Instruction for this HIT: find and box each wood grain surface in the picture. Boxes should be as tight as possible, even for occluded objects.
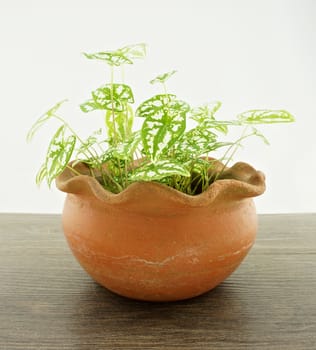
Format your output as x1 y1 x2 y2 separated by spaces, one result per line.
0 213 315 349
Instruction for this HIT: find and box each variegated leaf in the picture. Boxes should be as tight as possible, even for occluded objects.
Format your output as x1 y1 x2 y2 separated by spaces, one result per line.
89 84 134 112
105 104 134 144
76 128 105 158
136 94 176 118
27 99 68 142
83 51 133 66
130 160 190 181
176 128 217 156
83 43 146 66
190 102 228 134
190 101 222 122
112 131 141 160
251 127 270 145
140 96 189 161
237 109 295 124
150 70 177 85
45 125 76 186
35 164 48 186
80 100 99 113
120 43 147 60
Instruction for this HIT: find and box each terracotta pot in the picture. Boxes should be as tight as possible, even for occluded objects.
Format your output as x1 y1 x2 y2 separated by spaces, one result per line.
56 160 265 302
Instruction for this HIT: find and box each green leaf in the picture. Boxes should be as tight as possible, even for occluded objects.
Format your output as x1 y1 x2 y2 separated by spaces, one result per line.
81 84 134 113
105 110 115 142
202 119 241 127
176 127 231 158
35 164 48 186
111 131 141 160
93 128 103 136
178 127 217 153
120 43 147 60
115 112 131 141
83 51 132 66
130 160 190 181
45 125 76 186
237 109 295 124
83 43 146 67
110 84 134 103
76 128 104 158
98 149 114 164
80 100 99 113
189 158 214 175
191 101 221 122
85 84 134 113
204 120 228 134
115 108 134 142
190 102 229 134
251 127 270 145
136 94 176 118
138 95 190 160
150 70 177 85
105 104 134 144
27 99 68 142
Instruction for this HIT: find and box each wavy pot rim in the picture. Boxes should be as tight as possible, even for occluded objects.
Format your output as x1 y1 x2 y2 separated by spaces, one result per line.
56 159 266 209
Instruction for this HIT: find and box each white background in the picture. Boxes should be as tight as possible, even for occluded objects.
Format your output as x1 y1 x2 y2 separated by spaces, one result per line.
0 0 315 214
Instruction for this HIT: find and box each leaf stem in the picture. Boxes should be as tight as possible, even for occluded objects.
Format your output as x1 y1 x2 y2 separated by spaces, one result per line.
163 83 167 95
66 165 82 176
216 126 252 180
110 67 118 146
52 113 101 164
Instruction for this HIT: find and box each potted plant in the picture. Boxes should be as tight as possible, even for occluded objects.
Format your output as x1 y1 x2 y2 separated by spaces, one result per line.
28 43 294 301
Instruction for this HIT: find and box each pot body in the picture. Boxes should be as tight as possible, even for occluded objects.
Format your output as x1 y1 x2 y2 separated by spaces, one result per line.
57 160 265 301
62 192 258 301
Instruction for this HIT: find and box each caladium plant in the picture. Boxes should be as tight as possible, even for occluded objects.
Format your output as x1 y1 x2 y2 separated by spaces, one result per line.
28 43 295 195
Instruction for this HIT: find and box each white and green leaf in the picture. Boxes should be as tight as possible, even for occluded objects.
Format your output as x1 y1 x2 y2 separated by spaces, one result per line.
136 94 176 118
76 128 105 158
81 84 134 113
115 110 133 142
237 109 295 124
190 102 229 134
190 101 222 122
251 127 270 145
83 43 146 67
97 149 114 164
83 51 133 66
120 43 147 60
111 131 141 160
45 125 76 186
105 104 134 144
130 160 190 181
35 164 48 186
189 158 214 175
150 70 177 85
80 100 99 113
27 99 68 142
176 128 216 155
139 95 189 160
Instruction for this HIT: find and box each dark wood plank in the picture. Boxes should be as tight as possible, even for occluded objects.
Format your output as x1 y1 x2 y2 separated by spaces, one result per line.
0 213 315 349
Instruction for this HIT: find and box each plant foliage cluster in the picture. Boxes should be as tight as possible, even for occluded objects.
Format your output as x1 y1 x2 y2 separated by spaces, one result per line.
28 43 294 195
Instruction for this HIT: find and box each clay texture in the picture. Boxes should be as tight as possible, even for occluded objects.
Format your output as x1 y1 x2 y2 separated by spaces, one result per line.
56 160 265 301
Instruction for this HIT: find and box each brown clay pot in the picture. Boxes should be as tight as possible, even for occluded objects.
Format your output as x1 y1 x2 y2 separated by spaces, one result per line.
56 160 265 302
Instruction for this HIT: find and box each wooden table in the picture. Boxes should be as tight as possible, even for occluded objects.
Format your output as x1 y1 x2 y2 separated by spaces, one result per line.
0 213 315 349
